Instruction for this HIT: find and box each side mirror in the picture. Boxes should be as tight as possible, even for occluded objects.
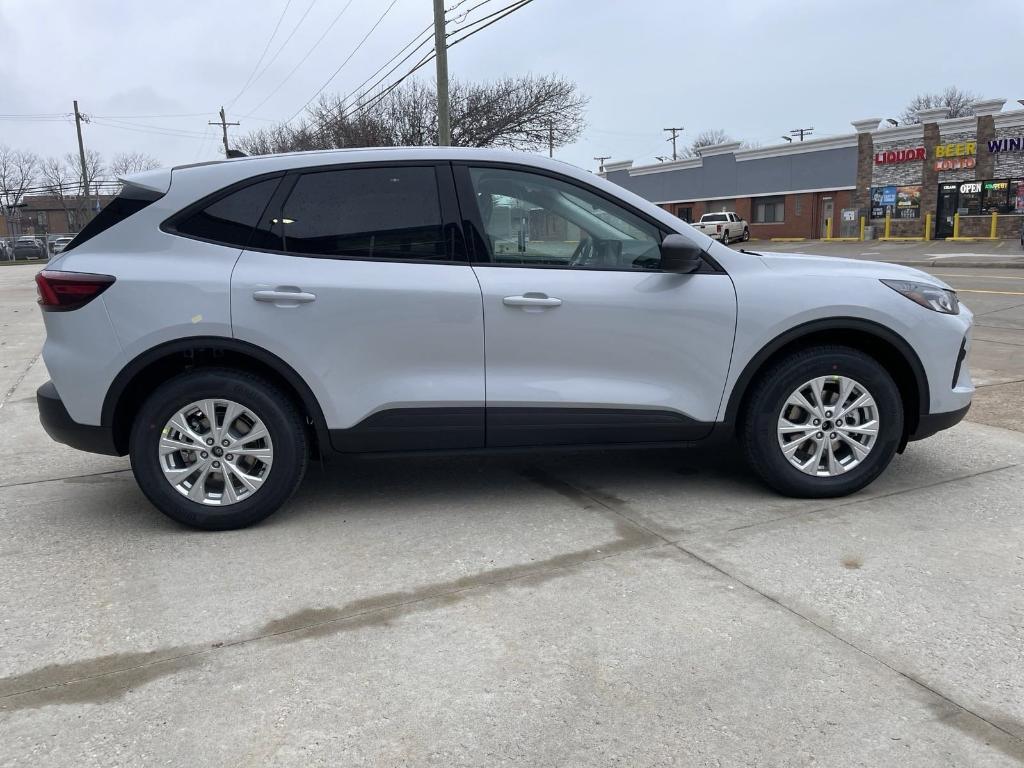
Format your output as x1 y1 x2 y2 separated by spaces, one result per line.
660 234 704 273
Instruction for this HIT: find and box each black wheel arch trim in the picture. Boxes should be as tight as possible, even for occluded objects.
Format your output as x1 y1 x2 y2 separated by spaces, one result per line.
723 317 930 427
101 336 331 456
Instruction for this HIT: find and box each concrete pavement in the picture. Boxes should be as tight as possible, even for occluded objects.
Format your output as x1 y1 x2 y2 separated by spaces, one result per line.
2 262 1024 766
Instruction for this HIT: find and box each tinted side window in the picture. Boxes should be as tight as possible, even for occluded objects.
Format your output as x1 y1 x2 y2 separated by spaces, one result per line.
64 182 164 252
175 177 281 248
280 167 448 260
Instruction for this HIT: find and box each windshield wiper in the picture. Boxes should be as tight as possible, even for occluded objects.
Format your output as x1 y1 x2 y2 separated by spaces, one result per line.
739 248 764 257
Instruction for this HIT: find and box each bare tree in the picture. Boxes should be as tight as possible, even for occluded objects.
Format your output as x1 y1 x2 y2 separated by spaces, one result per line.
686 129 734 157
900 86 980 124
0 145 40 238
109 151 160 177
238 74 587 155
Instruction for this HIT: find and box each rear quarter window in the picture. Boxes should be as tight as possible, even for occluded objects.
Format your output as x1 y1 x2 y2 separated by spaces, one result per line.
63 182 164 252
171 177 282 248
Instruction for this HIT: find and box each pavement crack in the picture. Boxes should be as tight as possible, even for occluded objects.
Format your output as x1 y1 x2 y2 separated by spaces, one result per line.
0 467 131 490
0 353 39 411
666 539 1024 761
725 462 1020 533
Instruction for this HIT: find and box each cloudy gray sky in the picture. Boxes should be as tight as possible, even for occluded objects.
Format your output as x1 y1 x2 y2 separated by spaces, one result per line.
2 0 1022 174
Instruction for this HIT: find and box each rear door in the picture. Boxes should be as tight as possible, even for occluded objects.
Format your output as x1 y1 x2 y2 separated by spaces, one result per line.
455 163 737 448
230 162 485 451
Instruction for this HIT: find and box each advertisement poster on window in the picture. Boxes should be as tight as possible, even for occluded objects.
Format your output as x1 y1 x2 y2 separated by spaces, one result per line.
895 185 921 219
870 186 897 219
1013 179 1024 213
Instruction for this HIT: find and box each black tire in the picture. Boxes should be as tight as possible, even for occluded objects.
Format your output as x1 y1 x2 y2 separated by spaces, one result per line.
129 368 307 530
740 345 903 498
742 227 750 242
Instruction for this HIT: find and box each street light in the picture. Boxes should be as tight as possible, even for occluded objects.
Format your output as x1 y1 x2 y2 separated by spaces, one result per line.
885 118 899 126
780 136 792 142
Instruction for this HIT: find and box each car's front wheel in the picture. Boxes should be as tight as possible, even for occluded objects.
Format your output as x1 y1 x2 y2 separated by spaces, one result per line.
129 369 307 530
741 345 903 497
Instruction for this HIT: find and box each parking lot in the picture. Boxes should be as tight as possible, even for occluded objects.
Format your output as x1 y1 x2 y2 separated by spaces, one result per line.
2 258 1023 765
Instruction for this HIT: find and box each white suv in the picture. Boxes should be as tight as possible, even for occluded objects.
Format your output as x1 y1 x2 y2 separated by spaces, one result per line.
36 148 973 530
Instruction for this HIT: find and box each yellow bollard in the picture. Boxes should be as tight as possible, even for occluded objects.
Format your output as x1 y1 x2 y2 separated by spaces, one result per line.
859 216 865 241
924 212 932 241
990 211 997 239
884 212 891 239
953 212 959 239
825 217 832 240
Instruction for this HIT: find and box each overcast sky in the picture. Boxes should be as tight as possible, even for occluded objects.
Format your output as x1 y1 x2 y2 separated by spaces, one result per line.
2 0 1022 175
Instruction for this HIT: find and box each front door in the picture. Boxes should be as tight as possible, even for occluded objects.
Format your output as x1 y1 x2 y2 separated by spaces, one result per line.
231 163 485 451
820 197 834 238
935 184 958 238
456 164 737 447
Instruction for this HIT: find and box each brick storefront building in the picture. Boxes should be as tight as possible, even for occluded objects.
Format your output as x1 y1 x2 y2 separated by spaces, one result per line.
601 99 1024 240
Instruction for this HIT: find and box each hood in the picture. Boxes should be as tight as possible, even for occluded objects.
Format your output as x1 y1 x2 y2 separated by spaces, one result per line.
754 250 952 290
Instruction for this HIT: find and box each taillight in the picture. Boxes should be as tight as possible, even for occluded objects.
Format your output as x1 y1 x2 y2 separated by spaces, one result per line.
716 224 722 233
35 270 115 312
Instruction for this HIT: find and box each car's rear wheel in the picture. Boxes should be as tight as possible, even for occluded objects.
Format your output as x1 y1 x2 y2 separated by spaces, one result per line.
721 230 730 244
741 345 903 497
129 369 307 530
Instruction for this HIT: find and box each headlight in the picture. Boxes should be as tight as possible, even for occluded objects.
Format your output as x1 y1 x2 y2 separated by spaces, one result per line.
881 279 959 314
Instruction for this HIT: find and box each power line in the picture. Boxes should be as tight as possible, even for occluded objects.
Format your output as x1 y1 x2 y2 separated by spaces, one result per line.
445 0 531 40
242 0 359 118
284 0 401 123
324 24 434 115
227 0 295 110
338 0 534 124
89 119 209 140
294 0 534 143
89 112 211 119
91 117 208 136
240 0 321 107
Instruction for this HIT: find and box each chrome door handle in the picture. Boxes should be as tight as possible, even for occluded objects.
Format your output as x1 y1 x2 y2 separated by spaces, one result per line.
253 289 317 304
503 294 562 308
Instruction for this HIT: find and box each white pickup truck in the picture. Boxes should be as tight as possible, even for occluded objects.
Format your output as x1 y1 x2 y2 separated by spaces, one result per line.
694 212 749 244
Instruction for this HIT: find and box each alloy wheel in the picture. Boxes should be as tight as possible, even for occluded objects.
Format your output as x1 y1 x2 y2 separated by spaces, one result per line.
776 376 879 477
158 398 273 505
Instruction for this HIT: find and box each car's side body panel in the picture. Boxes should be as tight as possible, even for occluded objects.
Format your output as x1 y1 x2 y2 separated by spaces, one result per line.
231 252 486 436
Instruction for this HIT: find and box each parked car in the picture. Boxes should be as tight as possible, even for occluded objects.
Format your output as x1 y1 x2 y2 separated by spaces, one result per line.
695 212 748 243
51 236 74 255
14 237 45 260
35 148 973 530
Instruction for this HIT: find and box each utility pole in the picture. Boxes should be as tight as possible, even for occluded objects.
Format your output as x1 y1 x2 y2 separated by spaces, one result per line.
593 155 611 173
789 126 814 142
73 100 91 221
548 123 554 158
209 106 240 158
663 126 684 161
432 0 451 146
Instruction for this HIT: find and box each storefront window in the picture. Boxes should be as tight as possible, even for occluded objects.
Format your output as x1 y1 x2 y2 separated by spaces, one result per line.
753 196 784 223
957 181 982 216
894 185 921 220
982 180 1010 214
1011 180 1024 213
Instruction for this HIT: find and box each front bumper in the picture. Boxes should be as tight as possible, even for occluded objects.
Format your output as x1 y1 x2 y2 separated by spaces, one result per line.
37 380 121 456
908 402 971 442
